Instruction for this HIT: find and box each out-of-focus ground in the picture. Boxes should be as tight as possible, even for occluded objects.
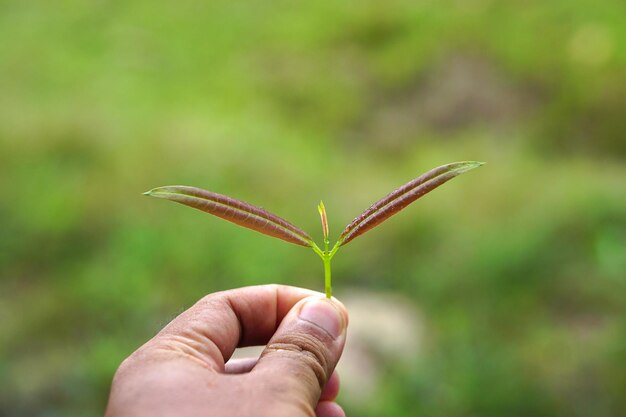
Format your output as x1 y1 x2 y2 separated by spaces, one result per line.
0 1 624 416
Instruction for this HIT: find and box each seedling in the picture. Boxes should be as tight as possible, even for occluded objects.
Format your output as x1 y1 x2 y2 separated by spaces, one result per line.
144 161 483 298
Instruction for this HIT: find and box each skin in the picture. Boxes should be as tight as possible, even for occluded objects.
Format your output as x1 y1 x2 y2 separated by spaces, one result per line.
105 285 349 417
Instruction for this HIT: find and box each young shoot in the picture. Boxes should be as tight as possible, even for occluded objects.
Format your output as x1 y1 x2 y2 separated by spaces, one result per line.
144 161 484 298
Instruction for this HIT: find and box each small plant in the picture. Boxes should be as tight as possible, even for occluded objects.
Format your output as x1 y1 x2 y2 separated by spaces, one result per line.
144 161 483 298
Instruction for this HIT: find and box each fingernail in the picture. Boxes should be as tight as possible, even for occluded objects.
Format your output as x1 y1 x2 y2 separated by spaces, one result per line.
299 298 345 339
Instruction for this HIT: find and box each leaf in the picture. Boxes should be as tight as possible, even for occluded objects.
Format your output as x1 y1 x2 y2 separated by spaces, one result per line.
338 161 484 246
318 200 329 242
144 186 313 247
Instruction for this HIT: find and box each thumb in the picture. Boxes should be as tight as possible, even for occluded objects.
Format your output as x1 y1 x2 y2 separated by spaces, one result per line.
252 296 348 409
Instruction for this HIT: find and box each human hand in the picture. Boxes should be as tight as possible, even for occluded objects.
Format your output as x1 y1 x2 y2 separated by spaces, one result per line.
104 285 349 417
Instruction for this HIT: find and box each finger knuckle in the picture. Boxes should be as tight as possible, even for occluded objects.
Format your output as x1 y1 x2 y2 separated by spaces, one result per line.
264 334 330 388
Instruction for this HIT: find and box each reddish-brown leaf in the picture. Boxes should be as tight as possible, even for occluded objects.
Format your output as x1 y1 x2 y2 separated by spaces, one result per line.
144 186 313 247
338 161 483 246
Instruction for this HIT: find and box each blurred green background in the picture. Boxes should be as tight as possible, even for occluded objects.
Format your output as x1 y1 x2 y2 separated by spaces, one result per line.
1 0 625 416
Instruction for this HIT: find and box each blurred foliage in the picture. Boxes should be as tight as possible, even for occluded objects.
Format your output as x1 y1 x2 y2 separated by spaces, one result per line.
1 0 625 416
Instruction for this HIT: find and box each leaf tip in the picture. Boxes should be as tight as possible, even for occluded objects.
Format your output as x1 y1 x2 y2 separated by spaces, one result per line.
317 200 325 213
466 160 485 167
456 161 485 174
143 186 174 199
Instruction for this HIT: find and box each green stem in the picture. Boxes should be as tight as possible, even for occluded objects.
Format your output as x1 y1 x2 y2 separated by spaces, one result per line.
323 255 332 298
323 236 331 298
311 240 340 299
